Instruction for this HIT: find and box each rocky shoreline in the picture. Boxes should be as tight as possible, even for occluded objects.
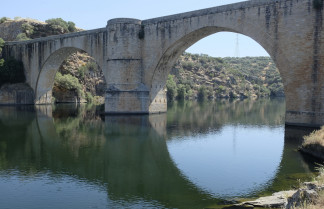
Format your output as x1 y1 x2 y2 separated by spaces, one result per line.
235 182 323 208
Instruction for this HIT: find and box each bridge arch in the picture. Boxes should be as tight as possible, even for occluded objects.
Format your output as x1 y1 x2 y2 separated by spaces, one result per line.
35 47 105 104
148 20 290 112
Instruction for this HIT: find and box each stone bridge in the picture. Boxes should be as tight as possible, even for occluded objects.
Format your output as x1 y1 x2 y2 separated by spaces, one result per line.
3 0 324 127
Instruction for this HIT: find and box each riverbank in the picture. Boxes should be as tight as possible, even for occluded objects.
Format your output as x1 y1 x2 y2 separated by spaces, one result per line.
300 127 324 160
236 177 324 208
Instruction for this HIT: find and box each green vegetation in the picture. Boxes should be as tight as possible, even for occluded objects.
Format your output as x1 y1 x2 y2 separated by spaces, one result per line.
15 33 30 41
166 75 177 100
53 52 105 104
54 72 84 98
0 17 9 24
167 52 284 101
0 38 26 86
45 18 77 34
21 23 34 36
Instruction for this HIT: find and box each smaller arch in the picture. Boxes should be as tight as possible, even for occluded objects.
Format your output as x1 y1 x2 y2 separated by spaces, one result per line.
35 47 105 104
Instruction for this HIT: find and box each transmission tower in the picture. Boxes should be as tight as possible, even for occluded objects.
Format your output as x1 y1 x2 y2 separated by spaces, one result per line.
234 34 240 57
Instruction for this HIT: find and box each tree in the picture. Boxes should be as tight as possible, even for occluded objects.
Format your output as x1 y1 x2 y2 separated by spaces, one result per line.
22 23 34 36
177 84 186 100
0 17 9 24
15 33 30 41
166 75 177 101
46 18 77 34
67 21 76 32
0 57 26 86
198 86 207 101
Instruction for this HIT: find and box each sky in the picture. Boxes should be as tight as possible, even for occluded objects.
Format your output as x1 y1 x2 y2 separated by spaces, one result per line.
1 0 269 57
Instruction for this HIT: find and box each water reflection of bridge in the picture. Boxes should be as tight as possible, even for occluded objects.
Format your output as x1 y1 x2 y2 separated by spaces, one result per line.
0 102 318 209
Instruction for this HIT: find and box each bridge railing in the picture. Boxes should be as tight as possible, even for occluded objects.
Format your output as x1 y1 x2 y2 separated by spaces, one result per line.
4 28 107 46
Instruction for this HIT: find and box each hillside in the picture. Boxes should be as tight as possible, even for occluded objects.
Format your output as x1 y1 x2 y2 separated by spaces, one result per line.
168 53 284 100
0 17 284 103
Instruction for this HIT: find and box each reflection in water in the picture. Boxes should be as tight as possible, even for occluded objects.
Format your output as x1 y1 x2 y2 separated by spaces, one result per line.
0 99 319 209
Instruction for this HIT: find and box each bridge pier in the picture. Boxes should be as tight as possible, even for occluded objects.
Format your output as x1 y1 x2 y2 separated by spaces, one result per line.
104 18 152 114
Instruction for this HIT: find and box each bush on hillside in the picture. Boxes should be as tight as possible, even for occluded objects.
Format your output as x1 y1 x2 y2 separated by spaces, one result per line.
45 18 77 34
0 17 9 24
15 33 30 41
198 86 207 101
54 72 84 98
67 21 76 32
21 23 34 36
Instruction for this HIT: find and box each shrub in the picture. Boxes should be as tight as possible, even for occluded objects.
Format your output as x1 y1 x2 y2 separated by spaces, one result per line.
166 74 177 101
86 92 94 103
45 18 77 34
198 86 207 101
15 33 30 41
21 23 34 36
77 66 86 80
0 57 26 86
67 21 76 32
0 17 9 24
46 18 69 33
177 84 186 100
54 72 84 97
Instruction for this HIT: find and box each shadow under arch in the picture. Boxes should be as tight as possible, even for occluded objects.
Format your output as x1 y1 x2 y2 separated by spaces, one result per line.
35 47 105 104
149 22 290 111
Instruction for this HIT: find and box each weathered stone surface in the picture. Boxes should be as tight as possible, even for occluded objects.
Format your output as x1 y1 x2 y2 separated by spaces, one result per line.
238 190 295 208
237 182 324 209
0 83 34 104
3 0 324 126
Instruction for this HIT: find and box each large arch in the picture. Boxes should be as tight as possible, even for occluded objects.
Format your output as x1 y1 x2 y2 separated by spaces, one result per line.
35 47 105 104
148 22 290 113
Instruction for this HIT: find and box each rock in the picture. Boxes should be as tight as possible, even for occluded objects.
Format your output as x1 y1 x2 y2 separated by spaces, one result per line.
286 188 318 209
236 183 324 209
237 190 295 208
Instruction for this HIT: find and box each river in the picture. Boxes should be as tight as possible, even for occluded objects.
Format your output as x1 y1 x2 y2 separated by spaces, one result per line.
0 98 319 209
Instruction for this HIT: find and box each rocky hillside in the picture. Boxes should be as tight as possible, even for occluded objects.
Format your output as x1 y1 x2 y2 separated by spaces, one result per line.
0 17 284 103
0 17 82 41
168 53 284 100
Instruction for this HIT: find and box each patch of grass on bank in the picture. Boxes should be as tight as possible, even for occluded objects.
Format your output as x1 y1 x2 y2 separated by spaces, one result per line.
303 126 324 147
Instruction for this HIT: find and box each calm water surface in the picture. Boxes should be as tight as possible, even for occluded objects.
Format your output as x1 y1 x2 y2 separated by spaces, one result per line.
0 98 320 209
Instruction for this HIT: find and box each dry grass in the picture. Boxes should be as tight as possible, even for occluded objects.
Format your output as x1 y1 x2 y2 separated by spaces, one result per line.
303 126 324 147
295 165 324 209
300 191 324 209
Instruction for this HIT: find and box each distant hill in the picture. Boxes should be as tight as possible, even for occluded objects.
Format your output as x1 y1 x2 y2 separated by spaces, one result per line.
168 53 284 100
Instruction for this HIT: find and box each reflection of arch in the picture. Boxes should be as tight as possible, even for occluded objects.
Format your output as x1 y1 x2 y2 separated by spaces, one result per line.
0 105 317 209
149 20 289 111
35 47 105 104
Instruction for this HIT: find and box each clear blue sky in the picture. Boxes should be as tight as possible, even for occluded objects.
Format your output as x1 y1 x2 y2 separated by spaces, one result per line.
2 0 269 57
